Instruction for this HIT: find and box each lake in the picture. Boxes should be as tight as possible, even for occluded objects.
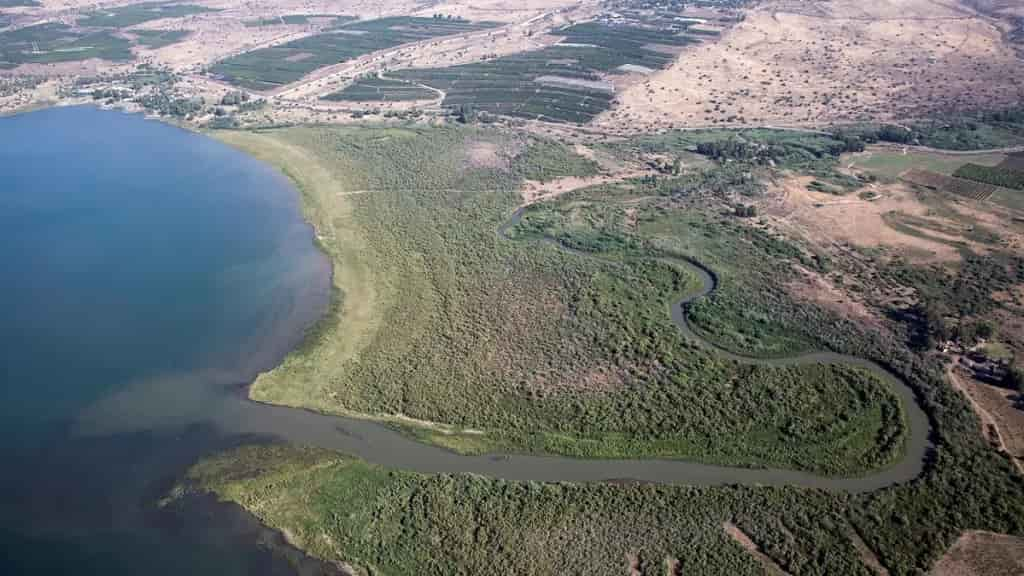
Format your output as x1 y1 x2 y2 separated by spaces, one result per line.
0 106 334 575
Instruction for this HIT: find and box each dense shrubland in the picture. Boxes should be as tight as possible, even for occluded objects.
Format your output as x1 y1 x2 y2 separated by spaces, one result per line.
197 124 1024 575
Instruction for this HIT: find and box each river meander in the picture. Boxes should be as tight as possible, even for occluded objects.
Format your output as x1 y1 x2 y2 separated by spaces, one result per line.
0 106 931 575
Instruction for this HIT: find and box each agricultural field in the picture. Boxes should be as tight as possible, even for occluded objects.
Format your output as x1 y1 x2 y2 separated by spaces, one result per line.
0 22 132 69
243 14 341 27
75 2 215 28
382 20 706 123
218 124 907 476
902 169 1001 201
210 17 499 91
322 74 436 102
847 150 1009 179
129 29 190 49
954 163 1024 191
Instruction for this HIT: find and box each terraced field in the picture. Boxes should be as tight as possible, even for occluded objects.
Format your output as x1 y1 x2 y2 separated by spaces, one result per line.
210 17 499 91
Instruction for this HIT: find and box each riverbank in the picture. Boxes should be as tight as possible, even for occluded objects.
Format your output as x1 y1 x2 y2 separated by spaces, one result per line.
211 123 919 478
181 121 1024 575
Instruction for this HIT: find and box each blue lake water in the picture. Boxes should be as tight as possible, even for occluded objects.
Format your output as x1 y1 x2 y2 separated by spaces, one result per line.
0 106 333 574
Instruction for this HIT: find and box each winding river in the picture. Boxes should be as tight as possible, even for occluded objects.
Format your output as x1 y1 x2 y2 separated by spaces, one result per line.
2 107 932 575
80 195 933 495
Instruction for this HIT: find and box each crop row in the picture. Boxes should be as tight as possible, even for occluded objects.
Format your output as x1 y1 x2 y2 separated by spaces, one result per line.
379 22 702 123
0 23 132 68
211 17 497 91
902 168 999 200
322 76 437 101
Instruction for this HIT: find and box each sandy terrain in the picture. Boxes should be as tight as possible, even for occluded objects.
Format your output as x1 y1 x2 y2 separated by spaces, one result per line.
765 175 971 263
595 0 1024 133
930 531 1024 576
786 263 885 332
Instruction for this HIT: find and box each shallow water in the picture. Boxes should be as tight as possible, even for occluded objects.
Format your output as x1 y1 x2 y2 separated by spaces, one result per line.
0 106 334 575
0 107 932 575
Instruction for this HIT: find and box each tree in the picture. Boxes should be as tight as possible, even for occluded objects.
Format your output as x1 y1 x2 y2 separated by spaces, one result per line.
1004 364 1023 394
455 104 477 124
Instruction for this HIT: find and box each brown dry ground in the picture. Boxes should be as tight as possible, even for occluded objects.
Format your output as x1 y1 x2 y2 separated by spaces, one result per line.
764 175 972 263
595 0 1024 133
949 365 1024 474
930 531 1024 576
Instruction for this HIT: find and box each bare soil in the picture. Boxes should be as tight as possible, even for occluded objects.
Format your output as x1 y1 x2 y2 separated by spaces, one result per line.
930 531 1024 576
764 175 970 263
948 364 1024 474
595 0 1024 133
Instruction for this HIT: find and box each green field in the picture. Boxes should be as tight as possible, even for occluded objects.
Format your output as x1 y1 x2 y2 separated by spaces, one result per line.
0 0 39 5
130 28 190 48
322 75 437 101
76 2 215 28
953 162 1024 190
851 150 1007 179
216 124 906 475
0 23 132 68
386 21 700 123
243 14 348 27
210 17 498 91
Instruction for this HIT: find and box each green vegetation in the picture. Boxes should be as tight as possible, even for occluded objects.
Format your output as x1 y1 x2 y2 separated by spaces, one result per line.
76 2 214 28
243 14 348 27
183 429 1024 576
185 123 1024 576
0 0 38 5
179 445 876 576
304 18 704 122
130 28 190 49
618 128 865 192
836 109 1024 151
216 124 905 475
210 17 498 91
851 150 1007 179
953 163 1024 190
0 23 132 68
322 75 436 102
510 140 599 181
388 21 702 123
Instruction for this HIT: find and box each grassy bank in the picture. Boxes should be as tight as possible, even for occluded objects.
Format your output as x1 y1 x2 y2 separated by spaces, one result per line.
192 124 1024 576
179 445 876 576
215 124 905 476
